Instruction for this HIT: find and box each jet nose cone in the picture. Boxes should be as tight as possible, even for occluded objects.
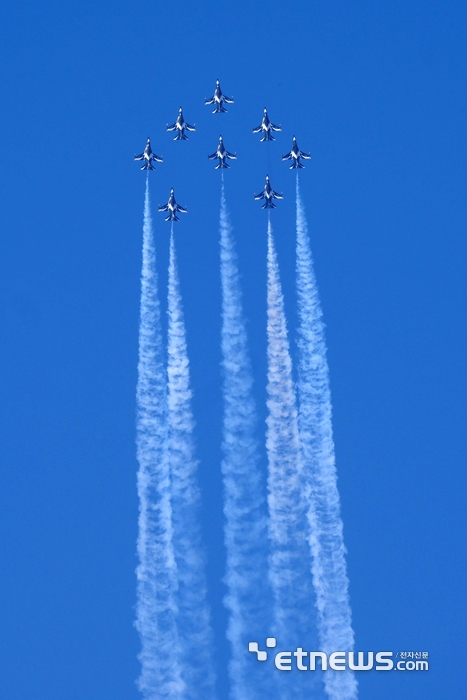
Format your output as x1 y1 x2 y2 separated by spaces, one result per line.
264 108 267 113
266 175 270 181
219 135 223 140
216 79 220 85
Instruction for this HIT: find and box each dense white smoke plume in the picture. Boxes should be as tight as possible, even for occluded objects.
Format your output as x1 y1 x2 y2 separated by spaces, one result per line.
265 218 318 697
135 180 185 699
295 176 358 700
134 175 356 700
167 228 217 700
219 184 269 700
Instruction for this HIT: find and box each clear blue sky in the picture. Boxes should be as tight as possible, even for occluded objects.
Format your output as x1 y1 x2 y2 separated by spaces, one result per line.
0 1 466 698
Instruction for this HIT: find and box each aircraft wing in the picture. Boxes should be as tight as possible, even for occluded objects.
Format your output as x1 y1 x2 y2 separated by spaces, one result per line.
282 152 293 161
272 190 283 199
205 96 215 105
300 151 312 159
224 96 234 104
185 123 196 132
134 153 145 160
166 123 177 131
152 154 163 163
252 125 263 134
208 151 218 160
254 191 265 200
271 123 282 132
158 204 169 212
225 150 237 159
175 204 187 213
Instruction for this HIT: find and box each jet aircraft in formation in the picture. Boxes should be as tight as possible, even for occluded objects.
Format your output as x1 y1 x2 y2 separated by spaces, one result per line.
254 175 283 209
253 109 282 141
134 138 163 170
158 189 187 222
134 85 314 216
205 80 234 113
282 136 311 169
208 136 237 169
166 108 196 140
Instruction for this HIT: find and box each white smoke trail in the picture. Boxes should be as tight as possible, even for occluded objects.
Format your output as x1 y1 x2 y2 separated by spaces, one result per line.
295 176 358 700
135 179 185 699
266 218 318 697
167 227 217 700
219 183 269 700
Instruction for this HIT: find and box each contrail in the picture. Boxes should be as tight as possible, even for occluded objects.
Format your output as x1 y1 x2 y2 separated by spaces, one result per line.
265 218 318 697
167 227 217 700
295 175 358 700
135 178 185 699
219 182 269 700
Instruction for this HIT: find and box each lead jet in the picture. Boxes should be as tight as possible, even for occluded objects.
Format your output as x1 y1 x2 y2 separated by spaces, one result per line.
252 109 282 141
166 107 196 140
158 188 187 222
204 80 234 113
208 135 237 169
282 136 312 169
254 175 283 209
134 138 163 170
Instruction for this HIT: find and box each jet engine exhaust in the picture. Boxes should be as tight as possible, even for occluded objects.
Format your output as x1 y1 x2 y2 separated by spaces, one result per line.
167 229 217 700
295 175 358 700
265 217 319 698
219 183 269 700
135 179 185 700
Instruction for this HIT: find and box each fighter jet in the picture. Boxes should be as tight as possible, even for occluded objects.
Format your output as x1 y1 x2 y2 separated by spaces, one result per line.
208 136 237 169
204 80 234 113
254 175 283 209
252 109 282 141
134 138 163 170
158 189 187 222
166 107 196 140
282 136 312 169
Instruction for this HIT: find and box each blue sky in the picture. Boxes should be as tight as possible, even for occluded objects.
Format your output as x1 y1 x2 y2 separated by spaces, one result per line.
0 0 466 698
